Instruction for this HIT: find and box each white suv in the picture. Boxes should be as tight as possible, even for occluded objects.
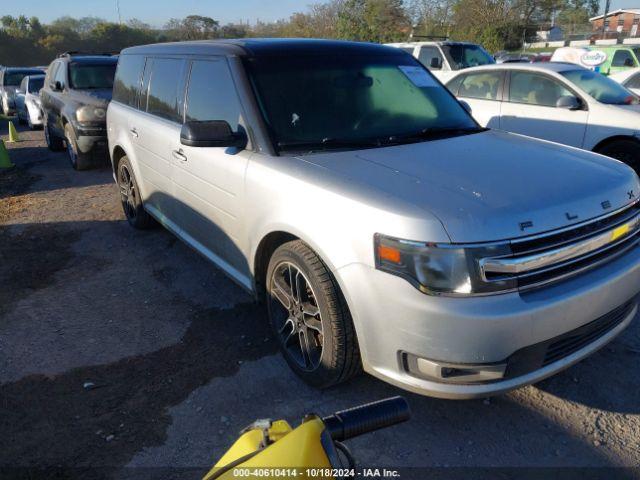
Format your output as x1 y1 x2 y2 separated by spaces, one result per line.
385 40 495 82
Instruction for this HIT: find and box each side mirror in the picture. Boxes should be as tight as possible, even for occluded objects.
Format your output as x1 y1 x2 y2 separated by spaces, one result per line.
459 100 472 115
53 81 63 92
180 120 246 148
430 57 443 70
556 95 581 110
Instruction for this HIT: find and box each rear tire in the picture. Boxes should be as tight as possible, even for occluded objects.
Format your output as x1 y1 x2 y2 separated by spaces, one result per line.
596 139 640 174
44 118 65 151
64 123 91 171
117 155 154 229
266 240 361 388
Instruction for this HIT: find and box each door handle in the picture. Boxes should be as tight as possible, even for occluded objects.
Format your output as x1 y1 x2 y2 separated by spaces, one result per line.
130 127 138 138
172 149 187 162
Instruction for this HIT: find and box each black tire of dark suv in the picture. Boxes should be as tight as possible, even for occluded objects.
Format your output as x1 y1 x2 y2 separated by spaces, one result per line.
44 117 65 152
64 124 92 171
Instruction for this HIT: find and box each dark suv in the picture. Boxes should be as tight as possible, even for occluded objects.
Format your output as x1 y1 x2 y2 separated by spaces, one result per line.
41 52 118 170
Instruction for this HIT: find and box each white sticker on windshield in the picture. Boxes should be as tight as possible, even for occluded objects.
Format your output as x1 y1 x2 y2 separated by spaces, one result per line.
398 65 438 88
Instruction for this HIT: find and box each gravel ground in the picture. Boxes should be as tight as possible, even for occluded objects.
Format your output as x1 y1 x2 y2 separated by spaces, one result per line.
1 117 639 479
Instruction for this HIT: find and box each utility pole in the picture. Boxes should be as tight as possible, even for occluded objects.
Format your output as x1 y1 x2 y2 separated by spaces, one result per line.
601 0 611 39
116 0 122 25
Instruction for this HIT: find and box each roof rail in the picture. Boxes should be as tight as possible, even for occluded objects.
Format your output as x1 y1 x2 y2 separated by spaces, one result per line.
58 51 116 58
409 34 449 41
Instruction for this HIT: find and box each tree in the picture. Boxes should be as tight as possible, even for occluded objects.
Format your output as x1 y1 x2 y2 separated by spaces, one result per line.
165 15 220 40
337 0 411 42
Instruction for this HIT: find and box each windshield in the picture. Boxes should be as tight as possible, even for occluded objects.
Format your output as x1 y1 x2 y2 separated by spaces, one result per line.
442 44 495 70
29 77 44 93
69 63 117 90
560 69 639 105
4 70 43 87
244 54 479 154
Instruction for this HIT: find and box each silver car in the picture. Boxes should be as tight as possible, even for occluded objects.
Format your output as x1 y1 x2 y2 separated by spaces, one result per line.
15 74 45 129
107 39 640 399
0 67 45 116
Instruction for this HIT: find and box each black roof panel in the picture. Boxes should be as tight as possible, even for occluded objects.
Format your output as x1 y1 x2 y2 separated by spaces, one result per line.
122 38 404 57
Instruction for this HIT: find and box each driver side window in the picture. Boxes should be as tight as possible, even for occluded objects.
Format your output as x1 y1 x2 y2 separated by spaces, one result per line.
508 71 572 107
612 50 635 68
54 63 66 89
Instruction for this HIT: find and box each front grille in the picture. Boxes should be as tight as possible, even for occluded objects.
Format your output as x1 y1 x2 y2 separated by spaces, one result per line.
481 201 640 292
505 299 636 378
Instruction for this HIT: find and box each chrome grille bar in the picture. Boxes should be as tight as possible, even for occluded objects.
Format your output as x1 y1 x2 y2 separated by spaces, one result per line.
480 213 640 278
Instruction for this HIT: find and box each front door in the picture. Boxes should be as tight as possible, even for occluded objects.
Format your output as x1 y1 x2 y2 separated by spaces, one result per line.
170 57 251 284
500 70 588 148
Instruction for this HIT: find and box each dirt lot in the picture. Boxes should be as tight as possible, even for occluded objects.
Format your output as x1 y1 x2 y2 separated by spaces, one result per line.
1 117 640 479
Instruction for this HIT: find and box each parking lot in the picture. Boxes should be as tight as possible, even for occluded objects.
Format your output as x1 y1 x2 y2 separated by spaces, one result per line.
1 116 640 478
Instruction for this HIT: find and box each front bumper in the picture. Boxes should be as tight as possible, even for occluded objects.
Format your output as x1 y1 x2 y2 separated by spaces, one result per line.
337 243 640 399
74 125 108 155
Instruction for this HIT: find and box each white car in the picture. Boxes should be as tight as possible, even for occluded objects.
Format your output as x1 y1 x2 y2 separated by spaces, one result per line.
610 68 640 96
15 74 45 129
446 63 640 171
385 41 495 82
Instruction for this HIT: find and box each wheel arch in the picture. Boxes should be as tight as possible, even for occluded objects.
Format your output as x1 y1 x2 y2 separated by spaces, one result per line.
252 231 299 301
592 135 640 154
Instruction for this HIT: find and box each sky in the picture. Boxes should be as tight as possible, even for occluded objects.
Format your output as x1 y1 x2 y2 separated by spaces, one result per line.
2 0 322 27
0 0 632 26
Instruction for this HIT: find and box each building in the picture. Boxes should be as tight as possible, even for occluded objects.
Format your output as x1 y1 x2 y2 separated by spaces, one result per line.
590 8 640 36
536 26 564 41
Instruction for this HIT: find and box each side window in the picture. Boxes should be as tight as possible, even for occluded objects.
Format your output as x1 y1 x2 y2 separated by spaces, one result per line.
113 54 146 108
446 75 465 95
458 72 502 100
627 72 640 89
418 47 444 70
185 59 242 130
508 71 572 107
145 58 185 122
612 50 635 67
400 47 415 55
54 63 66 88
46 63 58 88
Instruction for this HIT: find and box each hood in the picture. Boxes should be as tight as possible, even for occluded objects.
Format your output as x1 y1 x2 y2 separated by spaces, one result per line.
297 130 640 243
71 88 112 105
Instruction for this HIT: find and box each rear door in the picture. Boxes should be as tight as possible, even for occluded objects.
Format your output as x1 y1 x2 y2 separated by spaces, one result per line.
170 57 252 282
453 70 504 128
129 56 186 222
500 70 588 148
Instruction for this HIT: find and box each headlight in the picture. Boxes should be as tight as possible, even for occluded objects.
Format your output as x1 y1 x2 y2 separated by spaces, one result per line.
76 105 106 124
374 234 515 296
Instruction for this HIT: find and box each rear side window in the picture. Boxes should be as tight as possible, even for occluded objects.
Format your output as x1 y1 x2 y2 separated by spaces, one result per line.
146 58 185 122
113 55 146 108
612 50 635 67
185 59 242 129
458 71 502 100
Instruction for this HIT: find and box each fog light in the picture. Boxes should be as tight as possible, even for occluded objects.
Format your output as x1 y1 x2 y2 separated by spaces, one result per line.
404 353 507 384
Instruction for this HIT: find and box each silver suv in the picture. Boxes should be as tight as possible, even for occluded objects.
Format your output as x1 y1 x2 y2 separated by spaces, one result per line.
107 39 640 399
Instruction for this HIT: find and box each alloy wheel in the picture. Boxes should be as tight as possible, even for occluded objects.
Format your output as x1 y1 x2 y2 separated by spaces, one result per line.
118 164 138 221
269 261 324 371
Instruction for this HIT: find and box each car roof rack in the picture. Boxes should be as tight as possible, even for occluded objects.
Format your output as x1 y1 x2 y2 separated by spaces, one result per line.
58 51 116 58
408 34 449 41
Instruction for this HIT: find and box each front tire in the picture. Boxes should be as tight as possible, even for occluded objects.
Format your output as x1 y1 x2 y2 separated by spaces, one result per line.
597 139 640 174
64 123 91 171
117 155 154 229
266 240 361 388
44 118 65 151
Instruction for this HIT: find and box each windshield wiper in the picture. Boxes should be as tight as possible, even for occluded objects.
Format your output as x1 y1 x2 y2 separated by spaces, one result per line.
277 137 384 153
388 126 487 144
